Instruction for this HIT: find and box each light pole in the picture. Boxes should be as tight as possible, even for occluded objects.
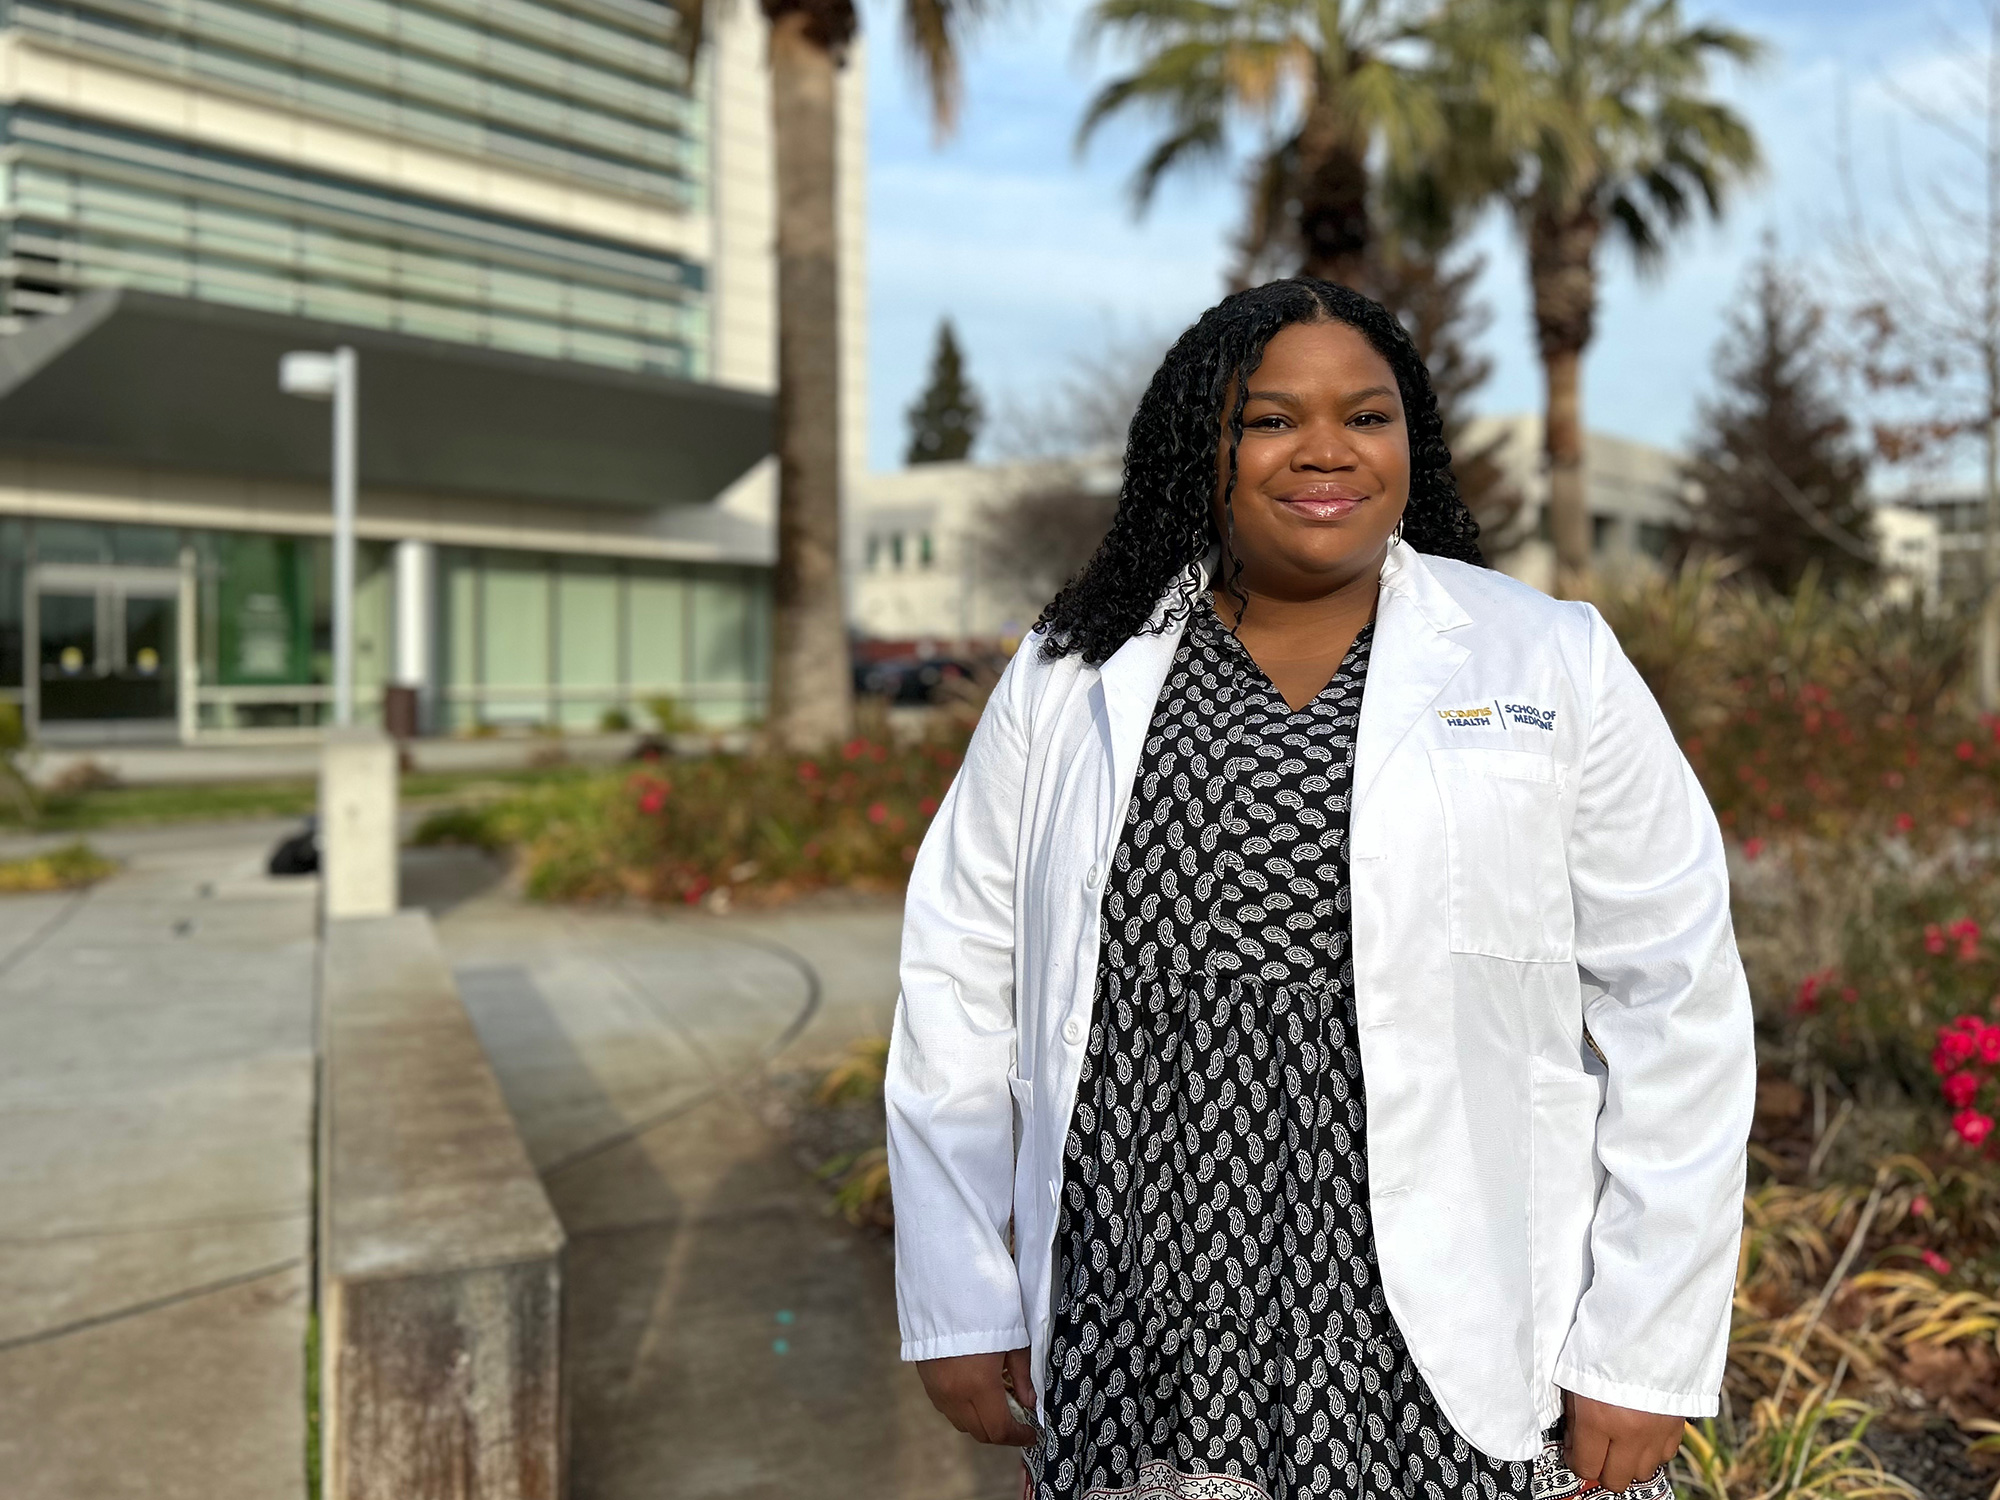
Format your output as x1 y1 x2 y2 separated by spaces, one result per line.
280 346 359 727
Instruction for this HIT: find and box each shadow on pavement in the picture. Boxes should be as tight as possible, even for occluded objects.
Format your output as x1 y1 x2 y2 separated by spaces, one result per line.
447 903 1022 1499
399 845 510 918
550 1098 1023 1500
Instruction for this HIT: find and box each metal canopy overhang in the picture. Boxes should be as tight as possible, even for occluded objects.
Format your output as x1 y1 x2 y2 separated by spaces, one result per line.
0 289 774 509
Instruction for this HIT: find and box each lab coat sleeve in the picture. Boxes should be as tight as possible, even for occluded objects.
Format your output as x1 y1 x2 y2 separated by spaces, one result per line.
1553 605 1754 1417
886 642 1034 1363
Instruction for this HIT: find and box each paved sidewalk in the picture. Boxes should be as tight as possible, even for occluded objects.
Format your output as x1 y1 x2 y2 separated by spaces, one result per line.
416 848 1022 1500
0 823 316 1500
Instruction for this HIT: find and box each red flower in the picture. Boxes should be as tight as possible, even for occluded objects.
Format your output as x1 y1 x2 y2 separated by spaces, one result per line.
1960 740 1977 761
1945 1071 1982 1108
638 787 667 815
1923 1249 1953 1276
1911 1194 1932 1217
1927 923 1948 956
1953 1108 1995 1146
1793 972 1826 1015
1981 1027 2000 1065
841 738 867 761
1896 812 1916 835
1743 837 1765 860
1841 986 1859 1004
1936 1023 1980 1073
867 801 889 824
918 795 940 817
797 761 821 781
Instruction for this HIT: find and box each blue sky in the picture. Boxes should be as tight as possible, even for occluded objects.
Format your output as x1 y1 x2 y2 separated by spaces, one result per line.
859 0 1975 476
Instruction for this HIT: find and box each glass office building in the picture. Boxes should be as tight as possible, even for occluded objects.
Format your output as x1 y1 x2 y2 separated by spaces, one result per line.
0 0 793 741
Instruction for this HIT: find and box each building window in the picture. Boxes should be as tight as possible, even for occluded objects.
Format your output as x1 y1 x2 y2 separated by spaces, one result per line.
919 531 935 568
865 535 880 571
889 533 905 570
1636 522 1673 559
436 550 768 732
2 110 706 378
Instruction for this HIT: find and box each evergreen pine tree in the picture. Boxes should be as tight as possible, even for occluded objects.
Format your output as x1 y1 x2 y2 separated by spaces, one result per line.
906 319 984 465
1684 252 1874 592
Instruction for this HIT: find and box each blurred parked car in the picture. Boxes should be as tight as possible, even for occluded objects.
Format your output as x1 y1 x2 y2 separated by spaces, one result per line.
852 656 973 705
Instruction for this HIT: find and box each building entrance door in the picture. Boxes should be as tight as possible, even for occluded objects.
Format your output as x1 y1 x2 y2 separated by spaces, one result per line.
29 565 185 740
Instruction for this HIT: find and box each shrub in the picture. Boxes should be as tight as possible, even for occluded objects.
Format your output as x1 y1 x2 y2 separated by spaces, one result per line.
412 731 967 904
1598 563 1994 851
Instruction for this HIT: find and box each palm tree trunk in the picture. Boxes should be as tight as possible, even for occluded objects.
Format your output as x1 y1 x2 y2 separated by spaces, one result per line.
1527 202 1601 598
765 8 854 749
1295 102 1370 287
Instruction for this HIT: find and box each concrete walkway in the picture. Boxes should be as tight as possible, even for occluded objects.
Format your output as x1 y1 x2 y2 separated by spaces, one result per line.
0 822 316 1500
414 848 1022 1500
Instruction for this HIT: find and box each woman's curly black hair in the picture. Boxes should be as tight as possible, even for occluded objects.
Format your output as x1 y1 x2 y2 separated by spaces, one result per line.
1034 277 1483 664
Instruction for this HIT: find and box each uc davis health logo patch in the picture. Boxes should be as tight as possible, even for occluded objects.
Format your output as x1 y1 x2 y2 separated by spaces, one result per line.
1437 705 1495 729
1436 701 1560 732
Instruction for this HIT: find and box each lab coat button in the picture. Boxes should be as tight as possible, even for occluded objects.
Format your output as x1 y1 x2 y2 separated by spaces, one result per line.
1085 863 1103 889
1063 1017 1085 1044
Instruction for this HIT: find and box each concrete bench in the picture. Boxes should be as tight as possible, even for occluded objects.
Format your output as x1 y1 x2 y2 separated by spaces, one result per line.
320 910 565 1500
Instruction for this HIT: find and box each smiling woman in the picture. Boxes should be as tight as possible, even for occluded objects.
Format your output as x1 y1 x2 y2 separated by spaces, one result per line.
887 279 1755 1500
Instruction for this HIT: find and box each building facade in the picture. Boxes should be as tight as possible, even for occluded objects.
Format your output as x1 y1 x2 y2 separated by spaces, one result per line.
848 416 1944 651
0 0 867 741
846 422 1694 651
848 452 1120 650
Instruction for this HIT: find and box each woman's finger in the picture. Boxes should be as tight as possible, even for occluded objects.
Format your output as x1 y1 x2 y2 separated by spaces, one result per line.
971 1384 1038 1446
1005 1346 1039 1413
1599 1434 1650 1494
1564 1413 1610 1486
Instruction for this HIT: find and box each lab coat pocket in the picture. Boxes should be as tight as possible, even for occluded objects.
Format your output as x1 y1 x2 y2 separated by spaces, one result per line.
1429 748 1574 962
1530 1056 1607 1381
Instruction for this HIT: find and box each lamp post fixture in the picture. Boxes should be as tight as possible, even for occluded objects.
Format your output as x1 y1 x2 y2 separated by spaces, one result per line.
279 346 359 728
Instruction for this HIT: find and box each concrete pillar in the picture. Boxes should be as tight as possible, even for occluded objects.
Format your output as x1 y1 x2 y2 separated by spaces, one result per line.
177 544 199 745
392 539 433 730
320 729 397 920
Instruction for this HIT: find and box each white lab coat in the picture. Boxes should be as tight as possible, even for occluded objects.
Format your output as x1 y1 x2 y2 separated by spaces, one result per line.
885 538 1754 1462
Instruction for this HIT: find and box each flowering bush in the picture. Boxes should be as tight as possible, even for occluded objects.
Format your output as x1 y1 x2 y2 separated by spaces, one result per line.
414 732 967 904
1599 561 1999 850
1933 1014 2000 1150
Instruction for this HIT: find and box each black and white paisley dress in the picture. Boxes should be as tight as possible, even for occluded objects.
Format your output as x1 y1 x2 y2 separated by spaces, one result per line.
1025 602 1547 1500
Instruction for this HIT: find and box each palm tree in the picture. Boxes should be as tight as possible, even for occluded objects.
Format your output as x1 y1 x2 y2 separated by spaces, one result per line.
1078 0 1440 286
672 0 989 749
1434 0 1763 596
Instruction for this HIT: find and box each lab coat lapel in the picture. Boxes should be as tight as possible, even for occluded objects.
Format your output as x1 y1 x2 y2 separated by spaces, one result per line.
1095 560 1210 805
1353 541 1473 820
1096 615 1186 802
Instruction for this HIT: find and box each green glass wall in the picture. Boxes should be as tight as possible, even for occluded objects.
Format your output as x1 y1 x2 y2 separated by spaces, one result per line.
437 549 767 732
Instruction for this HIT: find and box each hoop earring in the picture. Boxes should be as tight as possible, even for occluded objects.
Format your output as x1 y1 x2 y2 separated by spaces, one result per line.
1391 515 1406 546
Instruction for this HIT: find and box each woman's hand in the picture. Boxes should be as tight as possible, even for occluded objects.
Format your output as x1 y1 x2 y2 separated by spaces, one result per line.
1562 1389 1684 1492
918 1348 1040 1446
